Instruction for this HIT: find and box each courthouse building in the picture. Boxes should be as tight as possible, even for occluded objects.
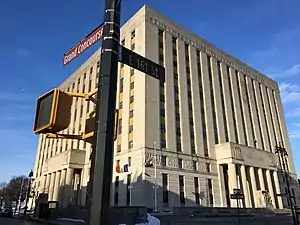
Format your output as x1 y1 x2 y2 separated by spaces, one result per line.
32 5 299 210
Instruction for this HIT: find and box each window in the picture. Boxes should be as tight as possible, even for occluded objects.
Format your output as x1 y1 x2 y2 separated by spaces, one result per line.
193 161 197 170
179 175 185 205
117 145 121 153
120 77 124 93
128 157 131 166
130 68 134 75
131 43 135 50
178 158 182 169
128 141 133 149
194 177 200 205
119 101 123 109
90 67 93 74
97 61 100 68
126 174 131 206
129 110 134 118
130 96 134 103
114 176 119 206
129 125 133 133
118 118 122 134
206 163 211 172
161 156 167 166
162 173 168 204
131 30 135 39
208 179 214 206
130 82 134 89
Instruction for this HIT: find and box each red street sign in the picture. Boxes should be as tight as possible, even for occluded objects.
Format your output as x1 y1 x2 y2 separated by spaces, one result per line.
63 23 104 66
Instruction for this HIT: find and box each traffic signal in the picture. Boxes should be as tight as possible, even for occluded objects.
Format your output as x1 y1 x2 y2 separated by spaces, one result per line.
84 109 119 142
33 88 73 134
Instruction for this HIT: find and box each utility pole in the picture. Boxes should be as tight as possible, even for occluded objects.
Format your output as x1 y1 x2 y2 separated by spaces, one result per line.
87 0 121 224
275 142 298 225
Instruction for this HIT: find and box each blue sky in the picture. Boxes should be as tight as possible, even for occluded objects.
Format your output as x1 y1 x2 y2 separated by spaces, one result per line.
0 0 299 182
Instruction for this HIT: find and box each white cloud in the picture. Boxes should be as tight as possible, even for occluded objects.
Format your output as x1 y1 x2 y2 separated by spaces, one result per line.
16 48 30 58
289 129 300 139
286 109 300 118
249 26 300 69
279 82 300 104
269 63 300 78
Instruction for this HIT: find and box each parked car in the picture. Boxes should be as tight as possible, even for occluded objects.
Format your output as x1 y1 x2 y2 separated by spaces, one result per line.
0 208 13 218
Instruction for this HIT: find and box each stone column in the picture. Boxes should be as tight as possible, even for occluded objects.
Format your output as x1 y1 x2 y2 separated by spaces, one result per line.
228 163 238 207
266 170 276 208
240 165 251 207
249 167 258 207
45 174 51 195
49 173 56 201
63 168 74 208
273 170 284 209
218 165 227 207
53 170 61 201
258 168 266 190
59 169 67 208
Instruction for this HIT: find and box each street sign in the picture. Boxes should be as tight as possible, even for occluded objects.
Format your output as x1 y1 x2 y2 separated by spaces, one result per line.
233 188 241 195
63 23 104 66
230 194 244 199
119 45 165 83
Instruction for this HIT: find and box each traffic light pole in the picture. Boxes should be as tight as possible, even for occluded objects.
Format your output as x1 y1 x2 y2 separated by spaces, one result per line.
87 0 121 224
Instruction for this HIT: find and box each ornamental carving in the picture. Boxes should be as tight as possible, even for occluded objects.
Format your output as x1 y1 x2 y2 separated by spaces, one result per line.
198 163 206 172
168 157 177 168
184 159 193 170
268 154 276 167
232 146 243 160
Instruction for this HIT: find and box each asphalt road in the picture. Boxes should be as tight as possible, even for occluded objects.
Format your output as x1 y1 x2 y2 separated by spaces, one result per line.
0 218 38 225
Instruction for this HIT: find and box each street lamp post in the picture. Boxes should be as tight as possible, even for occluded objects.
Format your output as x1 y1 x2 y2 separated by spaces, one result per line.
275 143 298 225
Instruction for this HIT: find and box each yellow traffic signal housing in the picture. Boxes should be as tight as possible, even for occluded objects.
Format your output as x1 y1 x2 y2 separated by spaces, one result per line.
84 109 119 143
34 88 73 134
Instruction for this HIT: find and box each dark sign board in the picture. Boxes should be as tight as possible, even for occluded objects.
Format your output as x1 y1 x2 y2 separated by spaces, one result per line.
119 46 165 83
63 23 104 66
230 194 244 200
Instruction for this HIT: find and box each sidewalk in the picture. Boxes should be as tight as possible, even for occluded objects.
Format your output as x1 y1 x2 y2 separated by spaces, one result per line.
25 216 85 225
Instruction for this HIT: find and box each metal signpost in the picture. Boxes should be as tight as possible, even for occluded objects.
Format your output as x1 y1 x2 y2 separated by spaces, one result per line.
231 188 244 225
62 1 165 224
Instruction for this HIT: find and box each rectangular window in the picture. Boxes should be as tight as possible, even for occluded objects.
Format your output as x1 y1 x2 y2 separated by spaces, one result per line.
208 178 214 206
236 70 248 145
126 174 131 206
162 173 168 204
197 51 209 156
178 158 182 169
207 56 218 144
114 176 119 206
129 110 134 118
179 175 185 205
194 177 200 205
217 61 228 142
227 66 239 143
252 79 264 150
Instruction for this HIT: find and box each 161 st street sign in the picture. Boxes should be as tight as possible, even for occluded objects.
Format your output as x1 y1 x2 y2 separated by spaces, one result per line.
119 45 165 82
63 23 104 66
